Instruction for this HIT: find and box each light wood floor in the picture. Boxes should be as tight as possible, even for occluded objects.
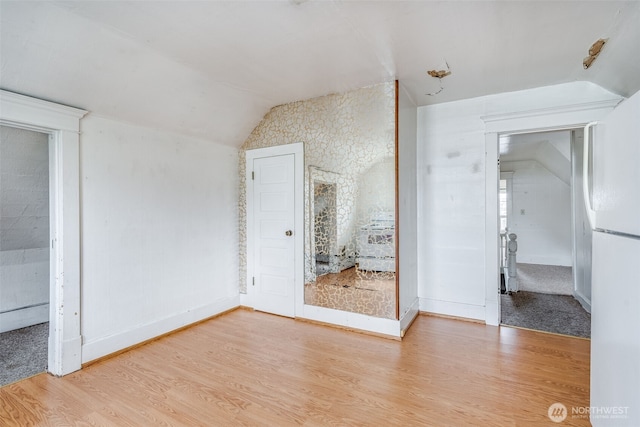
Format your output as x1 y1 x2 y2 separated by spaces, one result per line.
0 309 591 426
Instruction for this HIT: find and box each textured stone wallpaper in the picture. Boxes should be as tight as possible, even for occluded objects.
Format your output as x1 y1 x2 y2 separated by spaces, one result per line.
239 82 395 316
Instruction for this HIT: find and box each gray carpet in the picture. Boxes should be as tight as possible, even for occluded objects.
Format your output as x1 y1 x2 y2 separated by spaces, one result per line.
0 322 48 387
501 292 590 338
517 263 573 295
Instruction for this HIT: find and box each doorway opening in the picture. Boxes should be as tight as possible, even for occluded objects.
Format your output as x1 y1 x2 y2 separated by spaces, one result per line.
1 90 86 377
498 129 591 338
313 181 338 277
0 125 50 386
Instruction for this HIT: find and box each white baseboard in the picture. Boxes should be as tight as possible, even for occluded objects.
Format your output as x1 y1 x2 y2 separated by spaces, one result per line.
81 296 240 363
0 303 49 333
298 304 401 338
400 297 420 336
239 292 251 308
485 299 500 326
49 334 83 376
517 256 572 267
573 290 591 314
419 298 485 322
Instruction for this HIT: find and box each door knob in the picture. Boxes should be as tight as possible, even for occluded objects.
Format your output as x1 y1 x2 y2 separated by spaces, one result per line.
285 230 293 236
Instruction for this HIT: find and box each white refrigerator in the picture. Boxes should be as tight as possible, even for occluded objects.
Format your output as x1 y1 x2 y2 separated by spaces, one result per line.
587 89 640 426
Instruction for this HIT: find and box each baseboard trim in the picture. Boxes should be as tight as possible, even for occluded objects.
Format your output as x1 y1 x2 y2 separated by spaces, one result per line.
399 297 420 337
239 292 250 308
517 259 572 267
419 311 485 324
0 303 49 333
419 298 485 322
573 290 592 314
485 298 500 326
57 335 82 375
298 304 401 338
295 316 400 341
81 296 240 364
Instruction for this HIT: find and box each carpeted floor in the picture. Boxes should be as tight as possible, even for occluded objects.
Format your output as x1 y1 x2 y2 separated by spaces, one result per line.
501 262 590 338
501 292 590 338
0 322 48 387
516 263 573 295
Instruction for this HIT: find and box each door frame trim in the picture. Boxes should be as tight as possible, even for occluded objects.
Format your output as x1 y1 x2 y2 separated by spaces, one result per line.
482 98 621 326
245 142 304 317
0 90 87 376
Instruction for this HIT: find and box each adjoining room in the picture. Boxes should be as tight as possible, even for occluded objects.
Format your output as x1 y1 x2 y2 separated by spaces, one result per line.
0 125 50 386
499 130 591 338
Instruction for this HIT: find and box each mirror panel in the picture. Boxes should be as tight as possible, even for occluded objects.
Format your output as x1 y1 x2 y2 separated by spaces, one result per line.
240 82 396 319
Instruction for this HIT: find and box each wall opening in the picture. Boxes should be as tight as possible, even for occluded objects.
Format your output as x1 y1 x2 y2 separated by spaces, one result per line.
498 129 591 338
0 125 50 385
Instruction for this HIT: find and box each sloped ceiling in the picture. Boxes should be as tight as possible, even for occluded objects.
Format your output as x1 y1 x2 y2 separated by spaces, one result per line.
1 1 639 147
500 131 572 184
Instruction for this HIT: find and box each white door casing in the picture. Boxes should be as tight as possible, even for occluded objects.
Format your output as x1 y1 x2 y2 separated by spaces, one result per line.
0 90 87 376
246 143 303 318
482 98 621 326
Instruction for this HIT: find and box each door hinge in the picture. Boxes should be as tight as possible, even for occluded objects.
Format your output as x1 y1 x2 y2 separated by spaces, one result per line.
252 277 255 286
252 171 254 180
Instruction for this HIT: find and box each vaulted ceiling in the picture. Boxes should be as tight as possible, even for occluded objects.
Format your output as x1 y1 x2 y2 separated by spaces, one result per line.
1 1 639 147
500 131 572 184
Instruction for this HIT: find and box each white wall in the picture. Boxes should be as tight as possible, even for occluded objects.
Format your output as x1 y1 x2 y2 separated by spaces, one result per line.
417 81 620 321
501 159 572 266
80 115 239 362
398 83 419 326
0 125 50 332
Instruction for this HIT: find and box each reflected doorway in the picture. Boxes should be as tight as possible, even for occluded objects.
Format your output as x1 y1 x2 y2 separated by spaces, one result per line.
305 159 396 320
313 181 338 276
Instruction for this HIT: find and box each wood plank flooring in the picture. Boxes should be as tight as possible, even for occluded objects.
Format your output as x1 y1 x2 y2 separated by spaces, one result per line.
0 309 591 426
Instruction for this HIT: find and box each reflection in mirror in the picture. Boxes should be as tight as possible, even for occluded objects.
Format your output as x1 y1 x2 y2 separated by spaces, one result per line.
310 168 340 279
239 82 396 319
305 156 396 319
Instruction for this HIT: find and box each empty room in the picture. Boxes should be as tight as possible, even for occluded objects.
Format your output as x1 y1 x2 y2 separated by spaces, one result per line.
1 1 639 426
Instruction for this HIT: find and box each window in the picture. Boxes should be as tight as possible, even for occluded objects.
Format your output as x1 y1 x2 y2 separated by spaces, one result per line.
499 179 508 232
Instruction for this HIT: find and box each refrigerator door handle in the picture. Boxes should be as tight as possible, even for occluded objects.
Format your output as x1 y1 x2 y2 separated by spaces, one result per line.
583 121 598 229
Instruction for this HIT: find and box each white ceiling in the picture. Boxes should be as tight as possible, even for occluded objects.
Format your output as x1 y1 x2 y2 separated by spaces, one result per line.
1 1 639 147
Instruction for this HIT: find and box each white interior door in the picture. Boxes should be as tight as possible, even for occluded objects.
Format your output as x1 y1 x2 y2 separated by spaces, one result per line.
252 154 296 317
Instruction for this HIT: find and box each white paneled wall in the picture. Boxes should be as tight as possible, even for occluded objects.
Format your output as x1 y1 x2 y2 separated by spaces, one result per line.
417 82 620 321
80 116 239 362
417 101 487 320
